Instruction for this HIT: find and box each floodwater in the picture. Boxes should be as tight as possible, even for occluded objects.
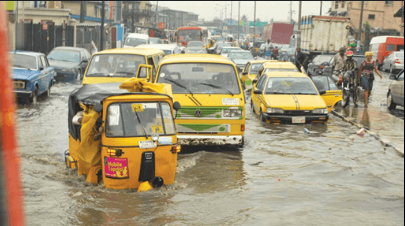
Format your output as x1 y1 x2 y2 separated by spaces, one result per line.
16 79 404 226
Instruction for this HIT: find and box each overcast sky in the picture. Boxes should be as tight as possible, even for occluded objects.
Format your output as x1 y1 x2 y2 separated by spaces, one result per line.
154 1 332 22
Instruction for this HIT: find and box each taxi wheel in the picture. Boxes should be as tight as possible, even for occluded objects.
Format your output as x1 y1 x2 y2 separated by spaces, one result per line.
259 109 266 122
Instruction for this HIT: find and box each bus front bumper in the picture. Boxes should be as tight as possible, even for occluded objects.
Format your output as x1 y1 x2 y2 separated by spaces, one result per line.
177 135 244 146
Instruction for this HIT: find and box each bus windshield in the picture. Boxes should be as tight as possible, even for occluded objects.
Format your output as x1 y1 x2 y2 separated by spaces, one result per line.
178 30 202 42
157 63 240 95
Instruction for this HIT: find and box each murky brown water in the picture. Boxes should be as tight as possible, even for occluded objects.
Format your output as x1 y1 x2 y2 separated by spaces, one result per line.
16 78 404 226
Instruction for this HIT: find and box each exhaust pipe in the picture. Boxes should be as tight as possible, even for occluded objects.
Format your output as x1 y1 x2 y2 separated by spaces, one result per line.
137 177 164 192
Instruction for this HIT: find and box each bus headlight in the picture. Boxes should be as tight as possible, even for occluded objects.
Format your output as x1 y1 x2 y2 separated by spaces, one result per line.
313 108 328 114
266 108 284 114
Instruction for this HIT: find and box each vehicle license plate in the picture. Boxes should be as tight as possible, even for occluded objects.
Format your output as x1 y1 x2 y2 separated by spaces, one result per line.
139 140 157 149
292 117 306 124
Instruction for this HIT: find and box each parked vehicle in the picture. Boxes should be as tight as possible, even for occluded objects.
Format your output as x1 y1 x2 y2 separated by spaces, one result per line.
9 51 55 104
136 44 181 56
279 47 296 62
307 54 334 77
212 42 232 55
149 37 164 44
228 50 254 72
369 36 404 69
262 23 294 45
47 47 91 82
219 47 241 58
299 16 351 60
66 80 182 190
382 51 404 74
82 48 164 85
142 54 246 147
123 33 150 48
251 72 329 124
387 71 404 110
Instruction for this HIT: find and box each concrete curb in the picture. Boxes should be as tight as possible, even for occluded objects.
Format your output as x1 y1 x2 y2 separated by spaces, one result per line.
332 110 404 157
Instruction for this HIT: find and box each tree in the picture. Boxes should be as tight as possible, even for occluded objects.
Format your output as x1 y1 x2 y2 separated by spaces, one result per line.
364 21 371 52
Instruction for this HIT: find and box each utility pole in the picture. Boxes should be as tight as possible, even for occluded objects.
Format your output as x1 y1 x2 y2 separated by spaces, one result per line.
132 2 135 32
231 1 232 32
155 1 159 28
15 1 18 50
80 1 85 23
290 1 292 24
298 1 302 49
100 1 105 51
238 1 240 40
253 1 256 47
358 1 364 52
320 1 322 15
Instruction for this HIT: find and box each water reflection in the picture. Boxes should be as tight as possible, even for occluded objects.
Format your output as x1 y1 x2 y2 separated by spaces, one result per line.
359 108 370 129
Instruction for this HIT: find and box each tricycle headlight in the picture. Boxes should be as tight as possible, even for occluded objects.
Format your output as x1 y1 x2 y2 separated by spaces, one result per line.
266 108 284 114
313 108 328 114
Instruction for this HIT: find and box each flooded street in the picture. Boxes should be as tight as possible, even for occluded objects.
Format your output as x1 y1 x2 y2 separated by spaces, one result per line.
16 76 404 225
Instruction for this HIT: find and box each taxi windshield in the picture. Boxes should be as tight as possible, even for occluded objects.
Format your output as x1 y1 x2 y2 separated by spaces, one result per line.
86 54 146 77
265 77 318 95
265 68 298 72
106 102 175 137
157 63 240 94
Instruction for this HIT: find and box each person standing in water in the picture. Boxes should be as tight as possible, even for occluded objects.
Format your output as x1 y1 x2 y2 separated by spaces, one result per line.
358 52 382 108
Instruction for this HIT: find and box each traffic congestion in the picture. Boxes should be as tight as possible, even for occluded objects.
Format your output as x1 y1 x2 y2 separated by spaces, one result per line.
1 1 404 225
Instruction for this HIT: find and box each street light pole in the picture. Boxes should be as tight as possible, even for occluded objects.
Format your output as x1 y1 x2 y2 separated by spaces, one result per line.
253 1 256 46
238 1 240 40
100 1 105 51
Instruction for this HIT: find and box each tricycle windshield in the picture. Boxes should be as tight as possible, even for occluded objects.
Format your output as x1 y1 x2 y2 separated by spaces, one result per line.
157 63 241 94
106 102 175 137
9 53 37 70
86 54 146 78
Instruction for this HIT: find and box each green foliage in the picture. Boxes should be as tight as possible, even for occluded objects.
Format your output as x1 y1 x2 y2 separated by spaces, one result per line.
364 21 371 52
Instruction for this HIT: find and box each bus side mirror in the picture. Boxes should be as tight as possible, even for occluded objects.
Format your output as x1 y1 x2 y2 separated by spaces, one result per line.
136 64 153 82
173 101 181 119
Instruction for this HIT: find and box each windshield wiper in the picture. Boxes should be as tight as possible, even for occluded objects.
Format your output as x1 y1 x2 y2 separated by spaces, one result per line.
133 110 148 139
164 78 194 95
115 71 135 76
198 83 234 96
86 73 110 77
13 65 31 70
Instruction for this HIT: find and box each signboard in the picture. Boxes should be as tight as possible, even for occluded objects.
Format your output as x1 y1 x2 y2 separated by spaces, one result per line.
158 22 166 29
249 21 268 27
227 20 238 26
42 23 48 30
4 1 14 11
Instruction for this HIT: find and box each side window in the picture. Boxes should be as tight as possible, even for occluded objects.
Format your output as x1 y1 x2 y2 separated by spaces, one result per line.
153 55 160 68
386 44 395 51
243 63 250 73
256 76 266 90
38 56 44 70
43 56 50 68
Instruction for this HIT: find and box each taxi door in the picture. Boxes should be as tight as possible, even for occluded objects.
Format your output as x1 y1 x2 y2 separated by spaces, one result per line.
251 75 268 114
314 76 342 113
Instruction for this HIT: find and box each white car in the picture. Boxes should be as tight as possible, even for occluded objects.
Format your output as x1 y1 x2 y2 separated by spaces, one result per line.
123 33 150 48
382 51 404 74
219 47 241 58
136 44 181 55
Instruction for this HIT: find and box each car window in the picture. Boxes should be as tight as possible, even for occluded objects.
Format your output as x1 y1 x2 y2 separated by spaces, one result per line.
250 63 262 74
398 72 404 81
84 50 91 59
265 77 319 95
311 76 330 91
387 44 395 51
40 56 48 69
157 63 240 94
313 55 333 64
125 37 147 47
38 56 44 70
243 63 250 73
9 53 37 70
256 75 267 90
228 52 253 59
48 50 80 62
86 54 146 77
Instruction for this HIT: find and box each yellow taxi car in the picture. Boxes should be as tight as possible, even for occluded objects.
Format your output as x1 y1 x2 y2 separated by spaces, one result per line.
241 59 278 91
150 54 246 147
82 48 164 85
256 61 299 77
251 71 330 124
